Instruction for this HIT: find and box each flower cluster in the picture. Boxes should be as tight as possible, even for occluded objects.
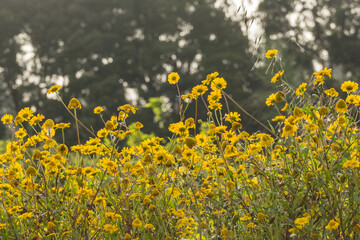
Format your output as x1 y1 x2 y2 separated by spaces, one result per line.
0 50 360 239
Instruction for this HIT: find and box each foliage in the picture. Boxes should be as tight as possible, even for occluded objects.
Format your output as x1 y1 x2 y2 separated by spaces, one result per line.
1 49 360 239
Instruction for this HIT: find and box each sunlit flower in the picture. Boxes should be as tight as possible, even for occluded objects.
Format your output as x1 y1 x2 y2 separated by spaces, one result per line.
335 99 348 113
94 106 104 114
168 72 180 84
271 70 284 83
1 114 13 124
47 85 62 94
341 80 358 94
296 83 307 96
265 49 278 58
132 218 142 228
68 98 81 109
325 218 340 230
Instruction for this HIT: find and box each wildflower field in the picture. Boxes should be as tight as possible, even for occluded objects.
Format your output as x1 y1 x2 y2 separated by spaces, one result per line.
1 49 360 239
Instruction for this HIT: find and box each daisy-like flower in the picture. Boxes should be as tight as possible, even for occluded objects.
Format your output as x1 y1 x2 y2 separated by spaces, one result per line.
168 72 180 84
324 88 339 97
281 123 298 139
335 99 348 113
341 80 358 94
191 85 208 97
211 77 227 90
266 93 276 106
296 83 307 96
93 106 104 114
1 114 13 124
265 49 278 58
271 70 284 83
103 224 118 234
325 218 340 230
68 98 81 109
202 72 219 85
132 218 142 228
47 85 62 94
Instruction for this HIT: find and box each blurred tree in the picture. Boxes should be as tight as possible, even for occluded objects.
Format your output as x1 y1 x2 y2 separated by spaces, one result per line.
0 0 264 143
258 0 360 83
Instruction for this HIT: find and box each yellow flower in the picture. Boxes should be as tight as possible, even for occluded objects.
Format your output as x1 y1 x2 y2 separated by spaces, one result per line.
294 216 310 227
94 106 104 114
324 88 339 97
18 212 33 220
272 116 285 122
266 93 276 106
209 101 222 110
29 114 45 125
335 99 348 113
118 104 137 114
265 49 278 58
325 218 340 230
271 70 284 83
296 83 307 96
211 77 227 90
225 112 241 122
47 85 62 94
103 224 118 234
144 223 155 231
313 67 332 85
281 123 297 139
68 98 81 109
25 166 37 176
346 94 360 106
202 72 219 85
191 85 208 97
207 90 222 103
257 212 266 221
1 114 13 124
55 123 70 129
168 72 180 84
134 122 143 129
18 107 33 120
341 80 358 94
132 218 142 228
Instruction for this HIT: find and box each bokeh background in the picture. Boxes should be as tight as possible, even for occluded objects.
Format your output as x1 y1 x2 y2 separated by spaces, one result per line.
0 0 359 144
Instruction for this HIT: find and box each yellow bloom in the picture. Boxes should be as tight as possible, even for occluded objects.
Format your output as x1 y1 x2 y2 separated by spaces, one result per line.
202 72 219 85
296 83 307 96
265 49 278 58
134 122 143 129
271 70 284 83
313 67 332 85
281 123 298 139
47 85 62 94
68 98 81 109
144 223 155 231
132 218 142 228
225 112 241 122
118 104 138 114
168 72 180 84
324 88 339 97
211 77 227 90
346 94 360 106
341 80 358 94
335 99 348 113
325 218 340 230
18 107 33 120
191 85 208 97
266 93 276 106
103 224 118 234
272 116 286 122
94 106 104 114
1 114 13 124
